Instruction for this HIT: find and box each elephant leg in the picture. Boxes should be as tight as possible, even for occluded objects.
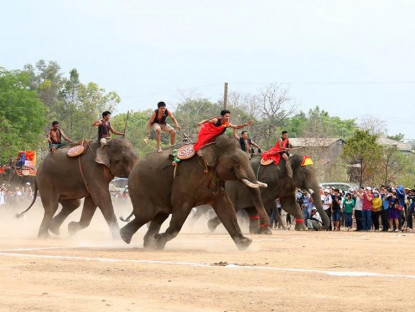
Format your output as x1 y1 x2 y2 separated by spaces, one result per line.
38 196 59 238
245 206 260 234
68 197 97 236
143 212 170 249
49 199 81 235
211 194 252 250
153 203 193 250
120 205 160 245
207 215 221 232
281 197 307 231
91 193 120 239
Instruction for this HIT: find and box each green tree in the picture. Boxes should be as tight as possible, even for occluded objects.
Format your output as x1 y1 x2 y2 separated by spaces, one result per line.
0 68 47 163
342 129 382 187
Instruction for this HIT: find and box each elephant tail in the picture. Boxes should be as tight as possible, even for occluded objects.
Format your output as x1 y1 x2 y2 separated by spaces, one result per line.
16 182 38 218
119 211 134 222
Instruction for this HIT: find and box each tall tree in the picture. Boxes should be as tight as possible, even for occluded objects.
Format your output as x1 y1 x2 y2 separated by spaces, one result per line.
342 129 382 187
0 68 46 163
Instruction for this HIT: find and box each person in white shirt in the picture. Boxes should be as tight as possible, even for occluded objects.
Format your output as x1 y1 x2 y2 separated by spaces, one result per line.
353 188 363 231
322 189 333 230
307 207 322 230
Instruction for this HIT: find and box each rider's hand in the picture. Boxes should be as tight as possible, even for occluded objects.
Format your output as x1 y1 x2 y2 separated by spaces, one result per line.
177 125 182 131
147 133 151 138
247 120 253 126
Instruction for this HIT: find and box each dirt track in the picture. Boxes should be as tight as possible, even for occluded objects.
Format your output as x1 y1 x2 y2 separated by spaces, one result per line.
1 204 415 312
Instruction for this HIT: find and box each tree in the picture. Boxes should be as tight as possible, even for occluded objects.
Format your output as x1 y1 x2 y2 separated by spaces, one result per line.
0 68 47 163
358 115 387 135
255 84 295 148
342 129 383 187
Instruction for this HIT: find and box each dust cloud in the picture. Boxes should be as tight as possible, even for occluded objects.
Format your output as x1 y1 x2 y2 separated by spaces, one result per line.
0 198 254 252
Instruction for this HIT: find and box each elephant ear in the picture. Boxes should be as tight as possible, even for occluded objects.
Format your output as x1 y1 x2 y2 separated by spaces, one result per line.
197 142 217 167
95 146 110 168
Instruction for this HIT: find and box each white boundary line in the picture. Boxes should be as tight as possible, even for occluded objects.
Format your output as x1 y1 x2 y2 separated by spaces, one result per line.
0 250 414 279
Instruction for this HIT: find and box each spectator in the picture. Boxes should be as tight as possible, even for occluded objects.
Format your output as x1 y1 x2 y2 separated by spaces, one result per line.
0 186 6 206
407 189 415 231
381 187 390 232
372 190 382 231
395 185 406 230
306 207 322 231
358 187 373 231
353 188 363 231
342 192 355 231
387 193 399 232
322 189 333 231
331 188 342 231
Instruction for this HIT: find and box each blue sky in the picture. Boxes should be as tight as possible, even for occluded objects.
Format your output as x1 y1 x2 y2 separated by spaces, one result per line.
1 0 414 138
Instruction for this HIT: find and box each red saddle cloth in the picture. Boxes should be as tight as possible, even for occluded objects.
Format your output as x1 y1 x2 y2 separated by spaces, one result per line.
193 121 229 151
261 143 284 165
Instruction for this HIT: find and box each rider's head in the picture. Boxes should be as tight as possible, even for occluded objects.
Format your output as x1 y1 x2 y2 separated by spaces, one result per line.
241 131 248 139
157 101 167 113
102 111 111 121
220 109 231 122
282 130 288 139
52 121 59 129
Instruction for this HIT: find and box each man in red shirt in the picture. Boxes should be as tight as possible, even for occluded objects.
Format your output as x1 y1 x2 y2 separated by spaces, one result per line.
358 186 373 231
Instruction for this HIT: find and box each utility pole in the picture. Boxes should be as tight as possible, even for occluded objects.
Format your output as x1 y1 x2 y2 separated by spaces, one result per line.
223 82 228 109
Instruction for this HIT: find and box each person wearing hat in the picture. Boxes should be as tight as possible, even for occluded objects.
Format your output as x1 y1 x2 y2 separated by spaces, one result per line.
322 189 333 231
306 207 322 231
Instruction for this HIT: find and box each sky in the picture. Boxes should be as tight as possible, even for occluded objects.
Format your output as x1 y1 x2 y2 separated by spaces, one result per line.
1 0 414 139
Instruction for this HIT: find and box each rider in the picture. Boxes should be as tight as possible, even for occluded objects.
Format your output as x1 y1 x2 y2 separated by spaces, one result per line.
92 111 125 146
233 129 261 158
261 130 294 178
148 101 181 153
47 121 72 153
193 110 253 152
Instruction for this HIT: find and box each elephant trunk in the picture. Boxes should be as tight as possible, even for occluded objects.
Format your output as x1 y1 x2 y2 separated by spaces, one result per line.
310 186 330 229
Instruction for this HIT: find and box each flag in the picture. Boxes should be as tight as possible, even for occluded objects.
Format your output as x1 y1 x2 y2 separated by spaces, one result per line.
301 155 314 166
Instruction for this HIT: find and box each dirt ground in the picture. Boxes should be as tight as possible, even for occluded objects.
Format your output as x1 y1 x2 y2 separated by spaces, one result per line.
1 202 415 312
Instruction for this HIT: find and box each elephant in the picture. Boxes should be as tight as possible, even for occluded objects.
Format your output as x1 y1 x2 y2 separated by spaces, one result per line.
0 165 36 191
17 138 138 238
120 135 269 250
207 154 330 233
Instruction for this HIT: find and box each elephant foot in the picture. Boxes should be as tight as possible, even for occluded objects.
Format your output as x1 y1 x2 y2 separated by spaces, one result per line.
207 219 219 233
48 223 60 236
68 221 81 236
38 230 49 239
294 222 307 231
152 234 167 250
234 237 252 250
120 227 133 244
258 227 272 235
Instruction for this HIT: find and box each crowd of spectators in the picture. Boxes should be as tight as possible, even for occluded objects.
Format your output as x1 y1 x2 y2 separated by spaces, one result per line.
0 183 33 208
290 185 415 232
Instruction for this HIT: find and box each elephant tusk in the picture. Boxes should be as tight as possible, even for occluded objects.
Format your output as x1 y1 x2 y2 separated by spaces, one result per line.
257 181 268 188
241 178 260 189
308 188 314 195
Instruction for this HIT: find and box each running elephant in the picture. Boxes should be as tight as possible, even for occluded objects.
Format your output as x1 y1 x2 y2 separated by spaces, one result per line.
18 138 138 238
208 154 330 233
120 135 269 250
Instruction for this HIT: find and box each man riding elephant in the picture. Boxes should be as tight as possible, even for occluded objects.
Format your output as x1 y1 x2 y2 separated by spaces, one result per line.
194 109 252 152
120 135 269 250
207 153 330 233
17 138 138 238
47 121 72 153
